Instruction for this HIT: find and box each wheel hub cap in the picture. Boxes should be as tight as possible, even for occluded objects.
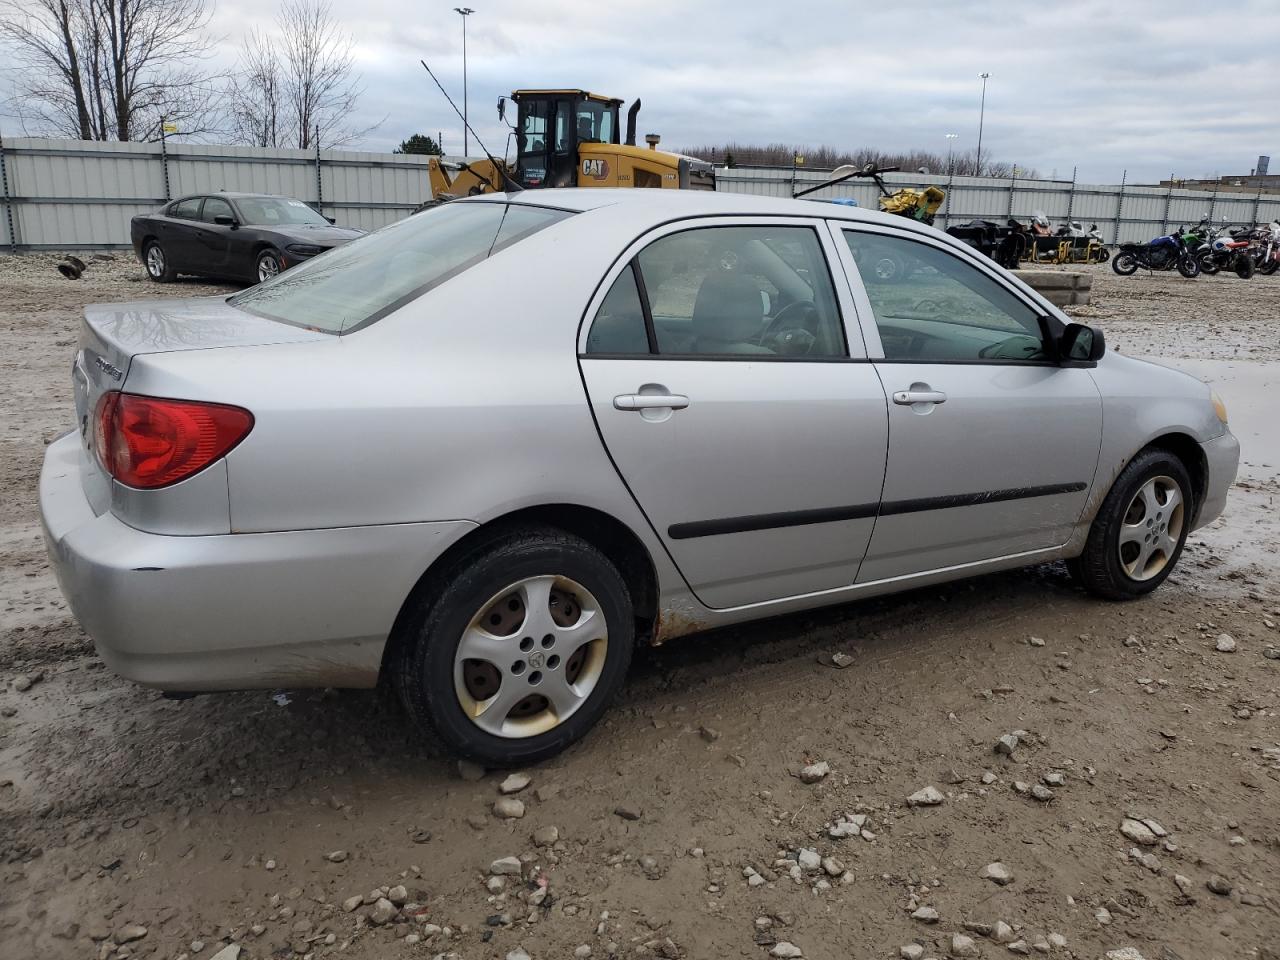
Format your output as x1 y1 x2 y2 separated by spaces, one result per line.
454 574 608 739
1118 475 1184 581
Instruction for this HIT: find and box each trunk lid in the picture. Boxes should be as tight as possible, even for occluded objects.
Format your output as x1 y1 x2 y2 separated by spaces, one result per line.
73 295 328 513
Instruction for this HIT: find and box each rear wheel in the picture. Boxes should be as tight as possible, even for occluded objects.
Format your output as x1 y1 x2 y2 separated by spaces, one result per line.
1069 449 1193 600
1233 254 1255 280
394 527 634 766
1111 252 1138 275
256 248 284 283
1177 255 1200 279
143 241 175 282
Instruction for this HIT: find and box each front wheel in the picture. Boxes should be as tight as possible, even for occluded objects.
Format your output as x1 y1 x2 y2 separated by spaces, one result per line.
1111 252 1139 275
256 248 284 283
393 527 634 766
1198 253 1220 276
1177 255 1200 279
1069 448 1193 600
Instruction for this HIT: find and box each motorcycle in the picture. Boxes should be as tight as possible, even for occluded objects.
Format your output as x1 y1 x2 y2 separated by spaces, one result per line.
1111 232 1200 278
1199 228 1255 279
1250 220 1280 276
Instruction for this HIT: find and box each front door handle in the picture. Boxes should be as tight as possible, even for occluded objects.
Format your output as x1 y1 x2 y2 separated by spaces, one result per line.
893 389 947 405
613 393 690 411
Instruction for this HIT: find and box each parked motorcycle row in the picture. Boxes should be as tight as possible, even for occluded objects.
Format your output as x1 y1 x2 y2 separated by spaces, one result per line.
944 213 1111 270
1111 217 1280 280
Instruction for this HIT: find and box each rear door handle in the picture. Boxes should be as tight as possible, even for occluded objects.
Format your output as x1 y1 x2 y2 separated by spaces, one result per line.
613 393 690 411
893 390 947 405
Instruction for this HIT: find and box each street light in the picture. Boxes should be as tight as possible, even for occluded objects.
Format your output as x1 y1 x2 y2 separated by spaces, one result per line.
945 133 958 175
975 72 990 176
454 7 475 155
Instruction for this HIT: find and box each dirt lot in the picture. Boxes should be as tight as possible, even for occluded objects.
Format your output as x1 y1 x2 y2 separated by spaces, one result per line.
1 254 1278 960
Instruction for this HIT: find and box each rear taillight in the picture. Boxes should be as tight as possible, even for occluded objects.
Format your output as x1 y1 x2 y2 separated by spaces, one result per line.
94 392 254 489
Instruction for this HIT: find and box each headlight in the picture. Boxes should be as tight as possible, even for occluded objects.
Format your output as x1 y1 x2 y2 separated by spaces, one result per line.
286 243 325 256
1211 390 1228 424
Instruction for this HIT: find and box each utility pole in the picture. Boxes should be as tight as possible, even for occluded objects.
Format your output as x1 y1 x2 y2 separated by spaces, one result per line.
975 72 991 176
454 7 475 155
945 133 958 175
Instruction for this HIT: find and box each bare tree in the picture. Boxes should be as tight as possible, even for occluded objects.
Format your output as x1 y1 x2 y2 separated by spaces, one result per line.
278 0 362 149
225 30 287 147
0 0 220 140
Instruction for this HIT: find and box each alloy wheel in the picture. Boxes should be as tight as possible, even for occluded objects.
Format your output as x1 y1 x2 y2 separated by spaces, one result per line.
258 255 280 282
454 574 609 738
146 245 165 278
1117 475 1184 581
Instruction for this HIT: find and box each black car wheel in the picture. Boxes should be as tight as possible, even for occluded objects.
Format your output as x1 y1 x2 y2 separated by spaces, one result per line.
256 248 284 283
144 241 176 282
393 525 634 766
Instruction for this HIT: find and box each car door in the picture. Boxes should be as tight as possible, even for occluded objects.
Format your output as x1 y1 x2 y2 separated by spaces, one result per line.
833 224 1103 583
163 197 205 270
194 196 237 275
578 217 889 609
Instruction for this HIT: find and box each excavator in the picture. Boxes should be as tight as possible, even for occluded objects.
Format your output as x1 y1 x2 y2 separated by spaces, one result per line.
426 89 716 201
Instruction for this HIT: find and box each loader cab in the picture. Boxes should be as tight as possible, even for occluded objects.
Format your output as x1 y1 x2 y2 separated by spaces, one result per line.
507 90 622 189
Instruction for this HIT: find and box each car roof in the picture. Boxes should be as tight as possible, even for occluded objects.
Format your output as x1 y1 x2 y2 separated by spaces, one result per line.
472 187 927 233
172 192 303 201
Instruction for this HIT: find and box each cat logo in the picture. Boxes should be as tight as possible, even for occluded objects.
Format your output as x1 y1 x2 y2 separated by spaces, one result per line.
581 158 610 180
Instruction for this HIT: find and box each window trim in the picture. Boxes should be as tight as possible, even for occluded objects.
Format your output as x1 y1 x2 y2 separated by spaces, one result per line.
577 216 861 362
169 196 204 221
200 196 234 224
831 222 1067 365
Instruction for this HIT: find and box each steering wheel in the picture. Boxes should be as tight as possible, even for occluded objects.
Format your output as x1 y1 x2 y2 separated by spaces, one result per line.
758 299 818 352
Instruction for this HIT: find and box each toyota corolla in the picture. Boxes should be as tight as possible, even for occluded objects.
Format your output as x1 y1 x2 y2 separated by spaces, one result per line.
41 189 1239 766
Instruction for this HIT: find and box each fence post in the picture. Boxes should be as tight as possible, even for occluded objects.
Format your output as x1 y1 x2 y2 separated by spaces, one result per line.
315 126 323 213
1066 166 1077 223
159 126 171 201
1253 185 1264 226
1161 172 1174 236
0 129 16 253
943 168 956 229
1113 169 1127 244
1208 178 1219 225
1007 171 1017 218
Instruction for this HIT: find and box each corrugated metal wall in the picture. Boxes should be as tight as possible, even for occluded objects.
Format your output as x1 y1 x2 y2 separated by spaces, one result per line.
3 137 1280 250
715 167 1280 244
0 137 434 250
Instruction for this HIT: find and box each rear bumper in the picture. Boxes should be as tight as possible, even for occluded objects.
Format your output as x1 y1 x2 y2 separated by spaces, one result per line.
1194 429 1240 530
40 432 476 691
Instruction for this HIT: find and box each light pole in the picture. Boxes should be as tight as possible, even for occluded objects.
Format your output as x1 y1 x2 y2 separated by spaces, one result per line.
975 72 990 176
454 7 475 155
945 132 958 175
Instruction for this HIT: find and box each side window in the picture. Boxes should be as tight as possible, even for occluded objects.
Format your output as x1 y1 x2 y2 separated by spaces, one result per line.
636 225 846 358
202 197 233 223
585 267 650 355
844 231 1047 362
170 197 202 220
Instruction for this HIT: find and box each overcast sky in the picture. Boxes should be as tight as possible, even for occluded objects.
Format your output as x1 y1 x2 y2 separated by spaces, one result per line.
8 0 1280 183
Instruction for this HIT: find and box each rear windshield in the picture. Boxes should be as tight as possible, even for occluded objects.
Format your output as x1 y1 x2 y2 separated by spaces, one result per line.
228 201 572 333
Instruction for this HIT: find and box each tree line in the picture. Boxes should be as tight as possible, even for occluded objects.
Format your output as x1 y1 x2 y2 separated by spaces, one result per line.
682 141 1039 179
0 0 372 148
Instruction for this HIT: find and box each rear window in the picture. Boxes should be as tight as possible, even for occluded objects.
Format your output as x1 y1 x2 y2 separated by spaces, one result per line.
228 201 572 334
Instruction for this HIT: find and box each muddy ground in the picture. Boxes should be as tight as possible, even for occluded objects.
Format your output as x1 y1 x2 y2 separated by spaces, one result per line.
1 255 1278 960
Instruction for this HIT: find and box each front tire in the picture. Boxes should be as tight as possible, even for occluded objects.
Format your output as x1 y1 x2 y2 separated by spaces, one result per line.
394 527 634 766
1177 255 1200 279
1198 253 1219 275
1069 449 1193 600
143 241 175 282
1111 252 1138 275
256 248 284 283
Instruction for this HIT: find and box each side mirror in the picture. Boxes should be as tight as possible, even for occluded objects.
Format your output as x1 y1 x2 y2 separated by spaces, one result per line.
497 96 506 122
326 216 336 224
1059 322 1105 363
213 214 237 228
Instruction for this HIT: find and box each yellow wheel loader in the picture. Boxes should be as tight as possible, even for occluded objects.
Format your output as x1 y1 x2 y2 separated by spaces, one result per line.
427 90 716 201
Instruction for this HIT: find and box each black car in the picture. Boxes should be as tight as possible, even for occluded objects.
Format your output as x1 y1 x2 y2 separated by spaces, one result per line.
130 192 365 285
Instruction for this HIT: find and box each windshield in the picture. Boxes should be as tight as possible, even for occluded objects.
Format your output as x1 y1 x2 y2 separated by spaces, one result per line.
228 202 572 334
235 197 330 226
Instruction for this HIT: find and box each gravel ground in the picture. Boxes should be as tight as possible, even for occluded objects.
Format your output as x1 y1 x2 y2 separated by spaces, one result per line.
1 253 1279 960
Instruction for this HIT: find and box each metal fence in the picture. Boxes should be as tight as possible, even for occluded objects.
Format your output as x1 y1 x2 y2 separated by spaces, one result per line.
715 166 1280 245
3 135 1280 251
0 135 436 251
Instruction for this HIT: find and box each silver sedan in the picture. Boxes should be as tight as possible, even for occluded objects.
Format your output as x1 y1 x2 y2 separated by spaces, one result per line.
40 189 1239 765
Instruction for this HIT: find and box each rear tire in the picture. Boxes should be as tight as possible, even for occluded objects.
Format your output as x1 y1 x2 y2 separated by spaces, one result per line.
1177 255 1200 279
393 526 634 766
143 241 175 282
1069 448 1193 601
1233 254 1255 280
1111 252 1138 275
